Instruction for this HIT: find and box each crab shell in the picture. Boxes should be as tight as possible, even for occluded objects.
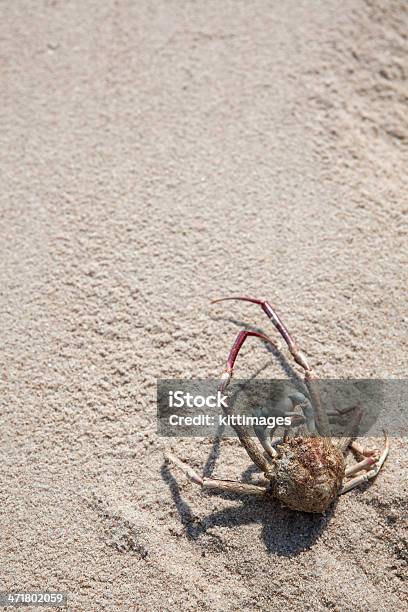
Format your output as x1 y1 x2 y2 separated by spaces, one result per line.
268 436 345 513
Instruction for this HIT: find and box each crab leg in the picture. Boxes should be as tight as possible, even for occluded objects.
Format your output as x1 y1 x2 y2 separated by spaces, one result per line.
165 453 267 496
219 330 277 391
217 330 279 474
247 473 270 486
344 456 377 476
327 401 358 417
336 406 363 452
165 452 204 485
212 296 310 370
202 479 266 496
350 440 377 458
212 296 330 435
340 434 389 494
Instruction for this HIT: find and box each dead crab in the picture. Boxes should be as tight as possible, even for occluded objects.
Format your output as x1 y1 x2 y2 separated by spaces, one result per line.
167 296 389 513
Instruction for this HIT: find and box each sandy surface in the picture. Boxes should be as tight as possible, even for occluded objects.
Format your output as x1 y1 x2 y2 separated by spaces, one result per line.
1 0 407 610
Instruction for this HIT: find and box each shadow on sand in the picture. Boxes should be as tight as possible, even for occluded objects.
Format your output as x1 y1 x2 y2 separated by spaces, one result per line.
161 460 336 557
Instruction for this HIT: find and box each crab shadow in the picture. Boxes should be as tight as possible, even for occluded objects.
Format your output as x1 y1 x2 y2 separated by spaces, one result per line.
161 460 336 557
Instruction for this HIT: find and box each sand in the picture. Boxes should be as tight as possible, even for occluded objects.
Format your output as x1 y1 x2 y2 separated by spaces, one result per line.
1 0 407 610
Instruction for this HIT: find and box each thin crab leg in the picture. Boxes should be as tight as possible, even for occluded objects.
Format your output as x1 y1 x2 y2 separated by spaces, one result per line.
217 330 279 475
212 296 330 435
165 453 267 496
327 399 357 417
350 440 377 458
335 407 382 482
345 456 377 477
247 473 270 486
219 330 278 392
212 296 310 370
340 434 389 494
336 406 363 453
